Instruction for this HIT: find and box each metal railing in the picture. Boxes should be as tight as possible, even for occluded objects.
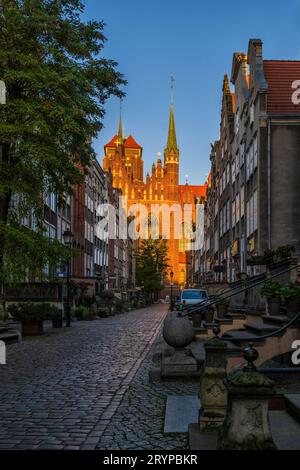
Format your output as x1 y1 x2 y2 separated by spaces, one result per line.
178 261 300 318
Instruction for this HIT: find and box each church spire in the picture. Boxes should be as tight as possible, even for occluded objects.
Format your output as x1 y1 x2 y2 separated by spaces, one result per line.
116 99 123 145
165 77 178 153
223 74 231 95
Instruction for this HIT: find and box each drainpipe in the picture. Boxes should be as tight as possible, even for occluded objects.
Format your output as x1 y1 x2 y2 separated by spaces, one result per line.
267 119 271 250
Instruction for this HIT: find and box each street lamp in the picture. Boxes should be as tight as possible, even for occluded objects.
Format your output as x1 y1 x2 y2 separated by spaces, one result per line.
0 81 6 325
63 229 74 327
170 270 174 311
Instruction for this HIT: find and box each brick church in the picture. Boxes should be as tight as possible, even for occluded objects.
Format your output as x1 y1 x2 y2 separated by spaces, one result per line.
103 93 206 288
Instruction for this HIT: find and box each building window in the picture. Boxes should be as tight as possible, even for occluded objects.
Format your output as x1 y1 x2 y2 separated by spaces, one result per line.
250 103 255 125
236 193 240 223
240 142 245 167
226 200 230 232
240 186 245 217
246 190 258 237
232 156 236 183
235 113 240 135
232 199 236 227
226 162 230 185
253 135 258 170
246 150 250 181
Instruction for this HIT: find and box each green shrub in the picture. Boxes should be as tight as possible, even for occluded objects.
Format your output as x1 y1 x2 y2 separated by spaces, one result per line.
79 294 96 308
72 305 89 319
276 245 295 260
260 281 282 300
7 302 59 321
281 285 300 301
97 306 110 317
100 290 114 299
114 299 123 313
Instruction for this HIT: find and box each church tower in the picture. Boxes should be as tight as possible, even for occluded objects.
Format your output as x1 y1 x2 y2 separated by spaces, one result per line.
164 77 179 201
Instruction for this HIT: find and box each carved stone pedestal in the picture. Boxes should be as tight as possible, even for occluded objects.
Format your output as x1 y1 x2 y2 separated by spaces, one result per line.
219 370 276 450
199 337 228 431
161 348 199 378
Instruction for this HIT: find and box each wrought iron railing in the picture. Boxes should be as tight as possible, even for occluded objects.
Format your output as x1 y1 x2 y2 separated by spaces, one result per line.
178 261 300 318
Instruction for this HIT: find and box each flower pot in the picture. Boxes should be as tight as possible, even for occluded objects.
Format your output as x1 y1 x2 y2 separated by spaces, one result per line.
83 315 95 321
52 318 63 328
285 298 300 318
216 303 228 319
22 320 43 336
205 307 215 324
268 298 281 316
192 312 203 328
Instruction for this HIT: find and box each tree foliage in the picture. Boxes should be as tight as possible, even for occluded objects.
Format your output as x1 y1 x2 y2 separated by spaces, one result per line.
0 0 126 282
135 238 169 295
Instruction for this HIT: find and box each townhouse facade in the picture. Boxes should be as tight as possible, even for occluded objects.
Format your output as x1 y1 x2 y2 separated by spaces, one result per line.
38 157 134 294
192 38 300 284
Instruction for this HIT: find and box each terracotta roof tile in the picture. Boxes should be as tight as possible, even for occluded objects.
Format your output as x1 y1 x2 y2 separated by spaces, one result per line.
264 60 300 115
104 134 118 147
123 135 142 149
104 134 142 149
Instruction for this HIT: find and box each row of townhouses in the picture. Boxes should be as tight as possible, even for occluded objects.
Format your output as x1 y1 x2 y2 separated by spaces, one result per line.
23 157 135 294
191 38 300 284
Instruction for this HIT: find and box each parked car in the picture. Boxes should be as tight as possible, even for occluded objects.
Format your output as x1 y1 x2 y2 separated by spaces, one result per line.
180 289 208 306
179 289 214 326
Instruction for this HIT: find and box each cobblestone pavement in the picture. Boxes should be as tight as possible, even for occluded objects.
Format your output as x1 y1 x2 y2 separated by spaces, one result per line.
96 333 199 450
0 304 198 450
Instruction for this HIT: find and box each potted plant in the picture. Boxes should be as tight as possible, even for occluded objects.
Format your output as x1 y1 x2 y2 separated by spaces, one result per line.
7 302 54 336
114 298 123 314
216 299 230 319
276 245 295 261
51 306 63 328
97 306 110 318
72 305 89 320
260 281 282 315
281 285 300 318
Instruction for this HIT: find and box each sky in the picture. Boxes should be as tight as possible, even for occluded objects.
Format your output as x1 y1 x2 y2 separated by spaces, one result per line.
83 0 300 185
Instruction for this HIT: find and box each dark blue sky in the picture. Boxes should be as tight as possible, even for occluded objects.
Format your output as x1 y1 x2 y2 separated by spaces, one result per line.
83 0 300 184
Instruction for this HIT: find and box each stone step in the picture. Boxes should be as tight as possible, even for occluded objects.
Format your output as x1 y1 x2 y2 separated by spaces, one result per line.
262 315 289 326
203 322 217 329
222 329 265 344
214 318 233 325
224 340 243 354
0 330 20 344
190 342 206 363
0 326 10 334
269 410 300 450
194 327 208 336
244 322 279 335
285 394 300 425
226 312 246 320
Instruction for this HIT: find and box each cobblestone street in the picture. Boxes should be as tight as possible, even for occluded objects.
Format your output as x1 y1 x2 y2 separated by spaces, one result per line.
0 304 198 450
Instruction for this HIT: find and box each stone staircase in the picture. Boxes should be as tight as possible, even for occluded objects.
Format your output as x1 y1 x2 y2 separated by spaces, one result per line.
191 300 300 377
189 298 300 449
0 325 21 344
270 394 300 449
285 394 300 424
189 394 300 450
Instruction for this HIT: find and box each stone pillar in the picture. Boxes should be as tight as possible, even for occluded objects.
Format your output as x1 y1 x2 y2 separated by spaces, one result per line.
219 369 276 450
199 336 228 431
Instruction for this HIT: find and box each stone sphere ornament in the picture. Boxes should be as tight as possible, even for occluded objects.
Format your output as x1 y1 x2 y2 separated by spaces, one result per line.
163 311 194 349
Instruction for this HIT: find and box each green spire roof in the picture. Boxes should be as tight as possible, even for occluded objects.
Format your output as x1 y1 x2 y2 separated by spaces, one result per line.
165 103 178 153
117 116 123 144
116 99 123 145
165 78 178 153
